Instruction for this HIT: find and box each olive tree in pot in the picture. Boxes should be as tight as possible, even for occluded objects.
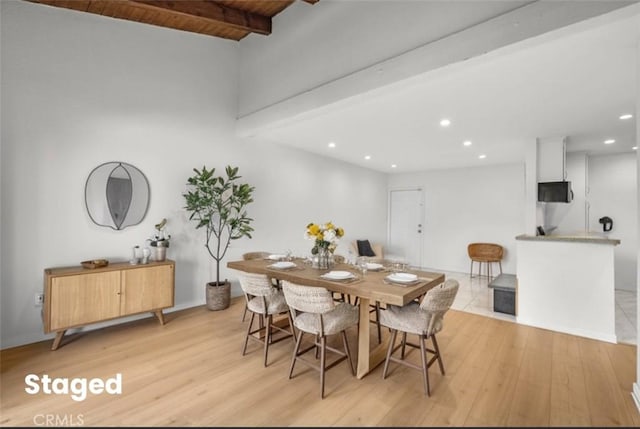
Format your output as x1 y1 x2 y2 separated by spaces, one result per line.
183 165 255 311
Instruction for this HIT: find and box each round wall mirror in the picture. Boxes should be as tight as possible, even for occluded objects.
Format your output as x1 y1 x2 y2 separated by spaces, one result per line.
85 162 150 230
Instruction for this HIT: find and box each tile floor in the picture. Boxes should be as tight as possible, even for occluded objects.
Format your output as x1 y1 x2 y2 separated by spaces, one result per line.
436 269 637 346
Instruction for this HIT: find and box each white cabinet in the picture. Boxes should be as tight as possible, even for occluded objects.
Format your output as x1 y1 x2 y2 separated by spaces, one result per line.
537 137 567 182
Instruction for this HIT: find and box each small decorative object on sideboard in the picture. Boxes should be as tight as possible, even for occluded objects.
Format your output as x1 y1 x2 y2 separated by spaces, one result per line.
130 245 141 265
147 218 171 262
81 259 109 269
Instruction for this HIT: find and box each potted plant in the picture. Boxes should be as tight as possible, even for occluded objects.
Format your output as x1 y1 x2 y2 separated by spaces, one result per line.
147 218 171 262
183 165 255 310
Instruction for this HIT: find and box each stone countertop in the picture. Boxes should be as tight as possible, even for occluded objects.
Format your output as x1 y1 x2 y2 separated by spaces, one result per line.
515 233 620 246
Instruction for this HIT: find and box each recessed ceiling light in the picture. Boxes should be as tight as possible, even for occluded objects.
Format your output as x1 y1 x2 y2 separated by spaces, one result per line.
364 155 371 160
619 114 633 120
633 146 638 150
328 142 336 148
604 139 615 145
440 119 451 127
391 164 397 168
478 154 487 159
463 140 472 147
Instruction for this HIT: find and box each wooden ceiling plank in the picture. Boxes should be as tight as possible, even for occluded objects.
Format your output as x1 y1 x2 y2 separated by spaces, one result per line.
29 0 91 12
86 0 108 15
128 0 271 35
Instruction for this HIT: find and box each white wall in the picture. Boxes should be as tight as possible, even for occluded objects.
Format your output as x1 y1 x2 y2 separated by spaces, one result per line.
237 0 529 116
588 153 638 291
0 1 387 349
387 162 525 274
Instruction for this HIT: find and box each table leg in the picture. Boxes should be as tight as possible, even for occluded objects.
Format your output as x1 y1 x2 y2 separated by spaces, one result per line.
356 297 390 379
357 298 371 378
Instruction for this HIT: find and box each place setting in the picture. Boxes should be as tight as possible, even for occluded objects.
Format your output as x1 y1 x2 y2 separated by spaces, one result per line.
267 260 303 271
320 270 362 284
383 272 422 287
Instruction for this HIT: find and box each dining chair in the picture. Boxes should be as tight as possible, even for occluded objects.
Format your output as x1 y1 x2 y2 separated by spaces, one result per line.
328 254 350 303
281 280 359 399
379 279 459 396
240 251 273 322
238 272 296 367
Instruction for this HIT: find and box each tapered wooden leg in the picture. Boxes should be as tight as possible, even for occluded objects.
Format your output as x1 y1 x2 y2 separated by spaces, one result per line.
341 330 355 376
289 332 303 379
401 332 407 359
287 311 297 342
242 312 255 355
375 302 382 344
263 314 272 367
154 310 165 325
320 336 326 399
51 330 66 351
419 335 430 396
432 334 445 375
382 329 397 379
241 303 248 322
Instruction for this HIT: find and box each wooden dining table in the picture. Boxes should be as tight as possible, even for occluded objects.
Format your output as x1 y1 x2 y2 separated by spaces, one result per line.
227 257 445 378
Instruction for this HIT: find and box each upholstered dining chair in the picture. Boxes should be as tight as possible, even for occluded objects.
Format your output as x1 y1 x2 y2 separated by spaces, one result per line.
350 240 384 262
379 279 459 396
281 280 359 399
238 272 296 367
240 251 272 322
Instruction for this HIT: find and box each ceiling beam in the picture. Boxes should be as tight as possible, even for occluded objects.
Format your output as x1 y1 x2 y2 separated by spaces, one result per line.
128 0 272 35
27 0 273 37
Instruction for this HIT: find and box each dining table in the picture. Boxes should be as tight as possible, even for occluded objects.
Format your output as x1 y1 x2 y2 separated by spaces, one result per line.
227 257 446 379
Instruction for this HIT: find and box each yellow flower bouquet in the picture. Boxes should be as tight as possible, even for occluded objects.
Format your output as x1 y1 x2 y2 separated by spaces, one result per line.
305 221 344 255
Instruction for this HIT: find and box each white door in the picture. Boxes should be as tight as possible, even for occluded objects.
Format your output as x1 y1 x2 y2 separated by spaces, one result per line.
388 188 423 268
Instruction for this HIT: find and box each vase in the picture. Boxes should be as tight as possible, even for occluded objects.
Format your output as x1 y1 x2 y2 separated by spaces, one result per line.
315 248 331 270
154 246 167 262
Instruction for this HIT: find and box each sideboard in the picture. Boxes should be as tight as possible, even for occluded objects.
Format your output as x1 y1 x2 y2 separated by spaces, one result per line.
43 259 175 350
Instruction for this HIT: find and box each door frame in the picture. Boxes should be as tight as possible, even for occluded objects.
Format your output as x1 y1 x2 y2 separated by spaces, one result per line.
387 186 425 268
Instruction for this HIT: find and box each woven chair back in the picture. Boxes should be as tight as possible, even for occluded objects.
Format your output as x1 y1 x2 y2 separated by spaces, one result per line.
242 251 270 260
238 272 275 297
282 281 334 314
467 243 503 260
419 279 459 336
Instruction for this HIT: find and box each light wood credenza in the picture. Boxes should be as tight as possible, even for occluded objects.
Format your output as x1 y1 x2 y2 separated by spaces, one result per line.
43 260 175 350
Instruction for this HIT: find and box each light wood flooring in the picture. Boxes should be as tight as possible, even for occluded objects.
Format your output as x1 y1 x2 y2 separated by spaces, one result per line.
1 297 639 427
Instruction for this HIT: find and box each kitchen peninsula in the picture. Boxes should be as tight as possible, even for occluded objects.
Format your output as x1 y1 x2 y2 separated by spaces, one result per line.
515 233 621 343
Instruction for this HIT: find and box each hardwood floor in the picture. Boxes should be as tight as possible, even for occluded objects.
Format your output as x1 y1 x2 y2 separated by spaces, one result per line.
1 297 638 427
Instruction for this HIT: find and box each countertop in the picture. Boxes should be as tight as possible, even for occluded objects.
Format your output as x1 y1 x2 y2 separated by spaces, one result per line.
515 233 620 246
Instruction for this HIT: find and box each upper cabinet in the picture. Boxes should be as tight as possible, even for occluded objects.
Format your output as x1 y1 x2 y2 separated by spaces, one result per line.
537 136 567 182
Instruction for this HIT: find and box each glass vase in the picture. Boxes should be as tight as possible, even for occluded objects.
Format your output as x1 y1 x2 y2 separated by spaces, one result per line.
317 247 331 270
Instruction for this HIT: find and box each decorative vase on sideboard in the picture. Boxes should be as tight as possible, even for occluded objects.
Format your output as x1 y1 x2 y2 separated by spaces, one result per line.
154 243 168 262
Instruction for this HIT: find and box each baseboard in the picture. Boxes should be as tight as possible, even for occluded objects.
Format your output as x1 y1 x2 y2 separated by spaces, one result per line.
515 316 617 344
0 299 207 350
633 383 640 415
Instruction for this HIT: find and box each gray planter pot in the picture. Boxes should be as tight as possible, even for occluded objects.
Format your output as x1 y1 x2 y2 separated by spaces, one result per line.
206 281 230 311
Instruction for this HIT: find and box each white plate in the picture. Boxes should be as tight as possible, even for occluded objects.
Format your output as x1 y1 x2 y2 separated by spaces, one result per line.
366 262 384 271
267 254 286 260
322 270 354 280
269 261 296 269
386 272 418 283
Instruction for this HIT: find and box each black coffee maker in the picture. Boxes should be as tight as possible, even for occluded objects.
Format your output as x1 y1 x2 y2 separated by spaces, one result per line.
599 216 613 232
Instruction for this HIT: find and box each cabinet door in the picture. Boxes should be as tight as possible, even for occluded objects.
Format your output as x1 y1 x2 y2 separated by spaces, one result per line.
121 264 174 315
50 272 121 330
